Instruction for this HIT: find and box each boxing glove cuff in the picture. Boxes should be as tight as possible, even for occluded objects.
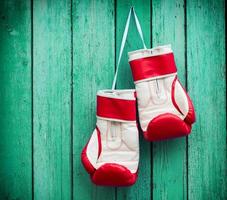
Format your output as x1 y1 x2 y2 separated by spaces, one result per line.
129 45 177 83
97 90 136 122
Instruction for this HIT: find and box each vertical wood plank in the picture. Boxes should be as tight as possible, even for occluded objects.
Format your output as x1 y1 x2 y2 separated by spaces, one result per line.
116 1 151 199
33 0 72 199
152 1 186 199
187 0 226 199
0 1 32 199
72 0 115 199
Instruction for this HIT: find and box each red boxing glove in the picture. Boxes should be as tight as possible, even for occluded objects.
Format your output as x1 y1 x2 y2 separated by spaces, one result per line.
129 45 196 141
81 90 139 186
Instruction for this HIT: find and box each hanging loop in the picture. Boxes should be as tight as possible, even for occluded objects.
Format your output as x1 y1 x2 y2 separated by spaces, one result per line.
111 7 147 90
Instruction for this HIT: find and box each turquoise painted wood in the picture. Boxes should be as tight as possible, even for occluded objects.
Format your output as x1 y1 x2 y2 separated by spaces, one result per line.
73 1 115 200
187 0 226 199
0 1 32 199
33 0 72 199
0 0 226 200
116 1 151 200
152 1 187 199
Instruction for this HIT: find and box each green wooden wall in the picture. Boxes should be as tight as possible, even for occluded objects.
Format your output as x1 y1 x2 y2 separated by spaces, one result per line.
0 0 226 200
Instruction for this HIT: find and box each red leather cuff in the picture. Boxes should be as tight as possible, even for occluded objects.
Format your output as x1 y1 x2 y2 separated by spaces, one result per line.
129 53 177 82
97 96 136 121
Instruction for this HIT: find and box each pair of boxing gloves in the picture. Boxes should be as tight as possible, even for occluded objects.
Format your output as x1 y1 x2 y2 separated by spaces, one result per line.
81 45 196 186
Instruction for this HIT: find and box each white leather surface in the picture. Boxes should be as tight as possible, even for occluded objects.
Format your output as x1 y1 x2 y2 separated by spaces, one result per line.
136 75 189 132
86 129 99 168
174 80 189 116
97 89 135 100
128 44 172 61
86 118 139 173
86 89 139 173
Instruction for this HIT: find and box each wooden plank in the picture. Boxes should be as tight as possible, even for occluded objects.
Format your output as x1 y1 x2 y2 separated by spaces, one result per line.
116 1 151 199
187 0 226 199
72 0 115 199
0 1 32 199
152 0 187 199
33 0 71 199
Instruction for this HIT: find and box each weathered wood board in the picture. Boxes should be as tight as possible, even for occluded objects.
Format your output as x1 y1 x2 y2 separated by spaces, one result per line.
0 0 226 199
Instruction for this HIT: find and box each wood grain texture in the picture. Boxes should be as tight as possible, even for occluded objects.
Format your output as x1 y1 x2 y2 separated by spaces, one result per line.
72 0 115 199
0 0 32 199
33 0 71 199
187 0 227 199
0 1 226 200
152 1 187 199
116 1 151 199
